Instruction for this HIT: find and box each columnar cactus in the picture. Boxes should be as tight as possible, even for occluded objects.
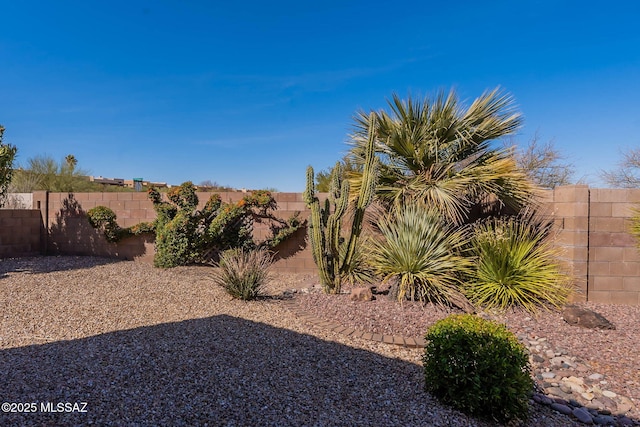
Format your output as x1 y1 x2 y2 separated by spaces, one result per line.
303 114 378 294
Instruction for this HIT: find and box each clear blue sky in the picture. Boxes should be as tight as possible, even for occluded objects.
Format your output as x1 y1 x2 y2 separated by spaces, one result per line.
2 1 639 191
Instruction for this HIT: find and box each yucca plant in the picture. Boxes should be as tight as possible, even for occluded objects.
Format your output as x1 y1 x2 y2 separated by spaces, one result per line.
466 214 572 313
211 248 273 300
369 203 474 311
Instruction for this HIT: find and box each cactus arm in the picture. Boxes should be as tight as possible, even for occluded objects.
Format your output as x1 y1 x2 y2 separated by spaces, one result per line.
342 113 378 272
304 166 334 291
304 115 378 294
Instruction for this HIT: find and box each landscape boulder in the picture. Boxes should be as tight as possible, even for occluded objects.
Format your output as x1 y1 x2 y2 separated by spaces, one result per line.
562 305 616 330
349 287 374 302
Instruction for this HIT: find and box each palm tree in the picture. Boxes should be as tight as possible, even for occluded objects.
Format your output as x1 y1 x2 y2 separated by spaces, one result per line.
348 88 538 224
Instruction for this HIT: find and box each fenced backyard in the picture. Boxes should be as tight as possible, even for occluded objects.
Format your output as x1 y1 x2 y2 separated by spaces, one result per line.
2 184 640 305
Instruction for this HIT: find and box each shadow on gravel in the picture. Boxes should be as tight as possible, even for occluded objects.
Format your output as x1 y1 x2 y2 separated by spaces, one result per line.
0 255 121 278
0 315 487 427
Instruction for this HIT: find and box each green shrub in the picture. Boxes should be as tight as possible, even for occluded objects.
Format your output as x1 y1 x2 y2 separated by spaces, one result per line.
154 210 200 268
150 183 303 268
423 314 533 423
87 206 119 241
465 214 572 313
211 248 272 300
368 203 474 310
87 206 153 242
89 182 303 268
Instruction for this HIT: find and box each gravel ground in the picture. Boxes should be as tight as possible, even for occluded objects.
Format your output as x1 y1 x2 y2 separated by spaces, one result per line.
0 256 633 426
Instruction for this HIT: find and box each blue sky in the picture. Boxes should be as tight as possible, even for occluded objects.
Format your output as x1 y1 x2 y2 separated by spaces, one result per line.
2 1 639 191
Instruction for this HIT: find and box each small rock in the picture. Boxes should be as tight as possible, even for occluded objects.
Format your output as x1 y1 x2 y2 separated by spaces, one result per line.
531 354 545 364
541 395 554 405
560 384 573 393
349 287 374 302
616 402 632 415
542 372 556 379
617 416 634 426
551 356 575 368
588 373 604 381
576 363 590 373
552 397 570 405
572 407 594 424
569 399 583 407
532 393 545 404
555 370 575 378
565 376 585 385
581 392 595 401
586 400 605 411
601 390 617 398
550 402 573 415
562 305 616 330
563 381 585 393
596 395 617 410
592 414 615 425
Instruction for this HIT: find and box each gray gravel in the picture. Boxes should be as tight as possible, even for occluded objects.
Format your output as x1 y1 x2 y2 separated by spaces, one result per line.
0 256 593 426
297 284 640 421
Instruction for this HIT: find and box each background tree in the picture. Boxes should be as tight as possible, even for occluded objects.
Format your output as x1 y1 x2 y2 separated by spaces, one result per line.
0 125 18 206
315 155 360 192
600 147 640 188
9 154 95 192
197 180 234 191
506 132 575 189
348 88 537 224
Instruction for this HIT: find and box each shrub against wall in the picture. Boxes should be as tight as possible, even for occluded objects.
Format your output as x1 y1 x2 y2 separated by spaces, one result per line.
0 125 17 207
88 182 303 268
87 206 154 242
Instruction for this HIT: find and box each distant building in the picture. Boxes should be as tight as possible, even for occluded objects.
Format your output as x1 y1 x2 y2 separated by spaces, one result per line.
123 179 168 189
89 176 125 186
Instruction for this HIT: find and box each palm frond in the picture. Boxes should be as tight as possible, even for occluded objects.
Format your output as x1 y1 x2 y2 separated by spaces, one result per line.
348 87 535 224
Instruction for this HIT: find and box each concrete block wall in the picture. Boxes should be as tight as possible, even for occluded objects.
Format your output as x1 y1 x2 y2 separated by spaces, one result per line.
31 190 317 270
8 186 640 305
547 185 590 302
543 186 640 305
33 191 158 262
587 189 640 305
0 209 43 257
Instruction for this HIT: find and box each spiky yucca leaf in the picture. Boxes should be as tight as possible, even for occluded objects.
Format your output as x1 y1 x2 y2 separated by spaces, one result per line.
466 216 572 313
369 204 474 310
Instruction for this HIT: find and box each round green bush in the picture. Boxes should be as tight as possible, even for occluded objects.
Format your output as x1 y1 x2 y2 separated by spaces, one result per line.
423 314 533 423
87 206 120 242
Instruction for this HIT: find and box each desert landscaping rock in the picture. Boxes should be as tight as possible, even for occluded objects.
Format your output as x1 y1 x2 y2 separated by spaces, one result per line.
562 305 616 330
1 256 639 426
349 286 374 302
293 284 640 426
572 407 594 424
